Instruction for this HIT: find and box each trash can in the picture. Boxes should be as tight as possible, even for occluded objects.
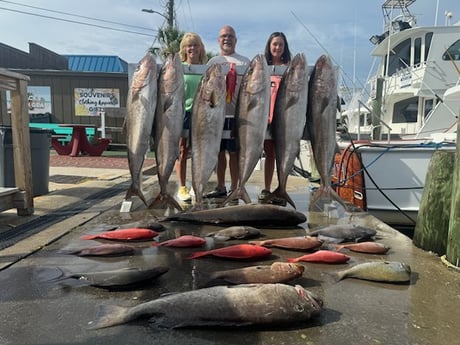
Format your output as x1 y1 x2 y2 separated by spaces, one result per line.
0 125 51 196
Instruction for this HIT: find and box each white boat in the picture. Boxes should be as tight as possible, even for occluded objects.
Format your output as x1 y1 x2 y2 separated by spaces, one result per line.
331 0 459 226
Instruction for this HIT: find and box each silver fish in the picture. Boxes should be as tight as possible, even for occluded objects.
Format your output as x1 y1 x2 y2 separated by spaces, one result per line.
190 64 226 209
306 54 344 212
333 261 411 283
55 266 169 288
149 53 185 211
206 225 261 241
206 262 305 285
308 224 377 243
88 283 322 329
269 53 309 208
222 54 271 206
164 203 306 227
125 52 157 206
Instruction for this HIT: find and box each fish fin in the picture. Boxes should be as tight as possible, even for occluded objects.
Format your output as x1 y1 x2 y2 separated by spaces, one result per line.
220 189 239 207
148 193 183 212
81 235 98 240
125 183 148 206
87 305 131 329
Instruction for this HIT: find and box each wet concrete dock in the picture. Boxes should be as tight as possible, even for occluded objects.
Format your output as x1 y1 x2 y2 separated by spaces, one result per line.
0 160 459 345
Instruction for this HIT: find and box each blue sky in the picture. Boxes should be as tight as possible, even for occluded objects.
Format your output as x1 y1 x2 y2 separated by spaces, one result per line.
1 0 459 90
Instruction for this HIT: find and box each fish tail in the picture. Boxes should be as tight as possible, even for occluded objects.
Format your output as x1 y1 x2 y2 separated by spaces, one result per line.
266 189 296 209
333 244 344 252
220 189 239 206
148 193 183 211
187 251 207 259
310 185 352 213
286 258 298 263
87 305 132 329
81 235 98 240
125 183 148 206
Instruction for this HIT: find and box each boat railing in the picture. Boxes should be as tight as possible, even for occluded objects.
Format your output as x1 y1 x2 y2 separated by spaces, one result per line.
357 100 392 142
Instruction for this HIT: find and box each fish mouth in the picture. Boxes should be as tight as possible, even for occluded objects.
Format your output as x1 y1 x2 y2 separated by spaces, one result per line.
295 285 323 310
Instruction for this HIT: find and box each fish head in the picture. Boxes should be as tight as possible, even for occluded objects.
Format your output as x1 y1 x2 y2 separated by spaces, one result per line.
200 64 226 106
131 52 157 95
158 53 183 94
285 53 308 92
271 262 305 275
294 285 323 315
243 54 269 95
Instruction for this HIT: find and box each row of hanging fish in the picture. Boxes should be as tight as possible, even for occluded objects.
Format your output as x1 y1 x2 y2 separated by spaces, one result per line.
123 51 342 213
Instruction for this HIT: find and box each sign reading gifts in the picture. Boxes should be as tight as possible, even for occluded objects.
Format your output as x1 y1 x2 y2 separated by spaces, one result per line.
74 88 120 116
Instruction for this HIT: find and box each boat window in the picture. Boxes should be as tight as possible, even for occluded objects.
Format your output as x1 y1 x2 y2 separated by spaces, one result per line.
392 97 418 123
414 37 421 66
387 38 411 76
424 98 434 119
425 32 433 60
442 39 460 60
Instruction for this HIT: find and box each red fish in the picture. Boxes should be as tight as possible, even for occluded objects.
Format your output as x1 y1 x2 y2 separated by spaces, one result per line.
226 63 237 102
249 236 322 251
152 235 206 248
187 244 272 260
333 242 390 254
287 250 350 264
81 228 159 241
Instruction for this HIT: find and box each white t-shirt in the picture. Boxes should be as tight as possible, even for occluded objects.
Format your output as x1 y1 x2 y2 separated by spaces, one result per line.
208 53 250 119
208 52 250 66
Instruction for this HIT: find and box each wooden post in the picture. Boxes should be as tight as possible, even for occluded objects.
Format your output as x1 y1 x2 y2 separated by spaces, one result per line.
413 150 455 254
8 71 34 215
446 123 460 266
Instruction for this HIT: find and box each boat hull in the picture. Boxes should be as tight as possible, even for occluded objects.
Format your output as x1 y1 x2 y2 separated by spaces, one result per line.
332 140 456 226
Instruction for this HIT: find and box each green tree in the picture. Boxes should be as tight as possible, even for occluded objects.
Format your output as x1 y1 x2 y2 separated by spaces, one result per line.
150 26 184 61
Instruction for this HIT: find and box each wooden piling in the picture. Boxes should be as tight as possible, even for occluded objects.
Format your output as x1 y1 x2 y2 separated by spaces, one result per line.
446 128 460 267
413 150 455 255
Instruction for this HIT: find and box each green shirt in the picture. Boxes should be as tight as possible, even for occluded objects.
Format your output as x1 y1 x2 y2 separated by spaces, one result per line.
184 69 202 113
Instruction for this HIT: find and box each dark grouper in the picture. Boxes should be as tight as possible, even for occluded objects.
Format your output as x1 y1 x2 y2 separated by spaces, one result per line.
88 283 322 329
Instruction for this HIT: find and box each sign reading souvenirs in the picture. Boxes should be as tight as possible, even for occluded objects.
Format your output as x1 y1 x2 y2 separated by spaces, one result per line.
74 88 120 116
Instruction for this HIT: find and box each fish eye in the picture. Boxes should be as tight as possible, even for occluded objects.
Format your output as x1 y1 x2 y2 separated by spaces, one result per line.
294 304 304 312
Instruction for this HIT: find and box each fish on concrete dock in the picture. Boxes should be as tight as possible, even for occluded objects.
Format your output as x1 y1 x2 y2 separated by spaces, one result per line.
333 241 390 254
187 244 272 260
81 228 159 241
152 235 206 248
203 262 304 285
63 243 135 257
205 226 261 241
333 261 411 283
88 283 322 329
163 204 306 227
287 250 350 264
54 266 169 288
308 224 377 243
249 236 322 251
